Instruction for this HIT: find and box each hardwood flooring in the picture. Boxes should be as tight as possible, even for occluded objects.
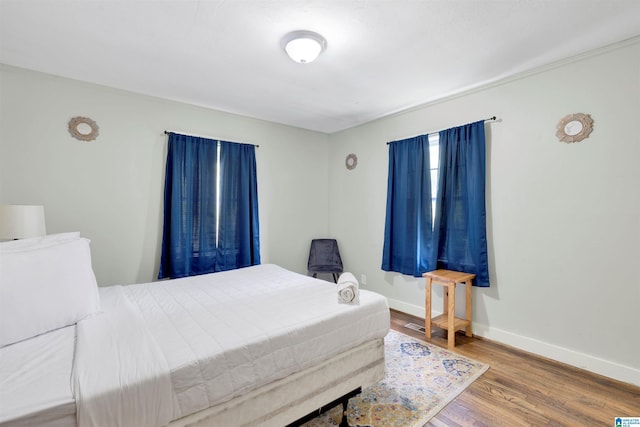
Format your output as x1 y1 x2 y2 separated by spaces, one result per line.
389 309 640 426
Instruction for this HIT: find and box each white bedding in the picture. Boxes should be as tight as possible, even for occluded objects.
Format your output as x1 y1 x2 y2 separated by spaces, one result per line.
120 264 390 421
0 326 76 427
72 286 175 427
1 264 390 427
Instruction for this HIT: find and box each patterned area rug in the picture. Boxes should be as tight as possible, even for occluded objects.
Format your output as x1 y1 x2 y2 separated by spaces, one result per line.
302 330 489 427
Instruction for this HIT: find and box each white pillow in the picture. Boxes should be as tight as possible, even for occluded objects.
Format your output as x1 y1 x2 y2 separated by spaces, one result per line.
0 232 81 252
0 237 101 347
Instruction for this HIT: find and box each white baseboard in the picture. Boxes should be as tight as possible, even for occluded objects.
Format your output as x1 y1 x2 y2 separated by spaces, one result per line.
387 298 640 387
387 298 425 319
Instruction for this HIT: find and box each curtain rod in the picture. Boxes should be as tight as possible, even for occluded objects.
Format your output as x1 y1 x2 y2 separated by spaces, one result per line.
164 130 259 147
386 116 497 145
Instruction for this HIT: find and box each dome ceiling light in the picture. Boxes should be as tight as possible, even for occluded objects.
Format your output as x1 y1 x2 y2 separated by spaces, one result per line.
282 30 327 64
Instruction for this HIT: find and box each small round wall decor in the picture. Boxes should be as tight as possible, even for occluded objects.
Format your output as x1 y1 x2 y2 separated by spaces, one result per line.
556 113 593 143
68 116 99 141
345 153 358 170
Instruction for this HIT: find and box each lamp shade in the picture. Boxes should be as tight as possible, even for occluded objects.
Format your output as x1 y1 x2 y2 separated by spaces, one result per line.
282 30 326 64
0 205 46 240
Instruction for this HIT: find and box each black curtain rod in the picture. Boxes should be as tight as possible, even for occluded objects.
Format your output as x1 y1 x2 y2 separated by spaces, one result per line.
164 130 259 147
386 116 497 145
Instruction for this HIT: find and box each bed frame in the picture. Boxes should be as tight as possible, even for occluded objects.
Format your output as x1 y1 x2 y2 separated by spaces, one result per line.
169 337 385 427
286 387 362 427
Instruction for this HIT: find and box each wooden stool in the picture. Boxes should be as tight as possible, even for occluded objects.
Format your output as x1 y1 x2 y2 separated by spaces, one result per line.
423 269 475 348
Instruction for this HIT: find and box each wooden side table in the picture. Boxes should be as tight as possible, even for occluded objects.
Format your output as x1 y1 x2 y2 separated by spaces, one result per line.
423 269 475 348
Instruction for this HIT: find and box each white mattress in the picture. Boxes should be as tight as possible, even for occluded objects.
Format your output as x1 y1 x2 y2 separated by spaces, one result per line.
120 264 390 420
0 264 390 427
0 326 76 427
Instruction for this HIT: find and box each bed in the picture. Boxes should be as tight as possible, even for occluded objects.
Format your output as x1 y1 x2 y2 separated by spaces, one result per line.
0 234 390 427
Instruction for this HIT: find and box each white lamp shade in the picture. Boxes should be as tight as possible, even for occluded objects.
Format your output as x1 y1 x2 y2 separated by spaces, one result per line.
0 205 46 240
282 30 326 64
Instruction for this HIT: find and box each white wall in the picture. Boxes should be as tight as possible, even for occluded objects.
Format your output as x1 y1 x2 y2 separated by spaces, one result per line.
0 64 330 285
1 39 638 386
328 39 640 385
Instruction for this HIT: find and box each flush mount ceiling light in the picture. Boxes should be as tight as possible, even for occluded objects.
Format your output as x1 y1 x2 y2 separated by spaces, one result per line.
282 30 327 64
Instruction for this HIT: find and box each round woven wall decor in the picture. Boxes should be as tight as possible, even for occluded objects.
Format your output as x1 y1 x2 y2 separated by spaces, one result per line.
555 113 593 143
68 116 99 141
345 153 358 170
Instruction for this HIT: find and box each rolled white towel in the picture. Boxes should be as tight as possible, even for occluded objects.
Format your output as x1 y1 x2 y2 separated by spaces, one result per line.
337 272 360 305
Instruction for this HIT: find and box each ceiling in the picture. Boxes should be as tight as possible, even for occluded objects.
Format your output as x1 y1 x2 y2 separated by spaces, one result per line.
1 1 639 134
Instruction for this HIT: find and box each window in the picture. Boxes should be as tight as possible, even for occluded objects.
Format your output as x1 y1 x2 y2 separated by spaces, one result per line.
158 133 260 279
382 121 490 286
428 133 439 222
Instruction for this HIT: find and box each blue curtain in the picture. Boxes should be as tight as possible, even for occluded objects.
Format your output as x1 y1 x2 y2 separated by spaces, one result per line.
158 133 260 279
433 121 490 286
216 141 261 271
381 135 435 277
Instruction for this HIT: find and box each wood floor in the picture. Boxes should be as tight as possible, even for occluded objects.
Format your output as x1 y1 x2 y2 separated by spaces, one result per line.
390 309 640 426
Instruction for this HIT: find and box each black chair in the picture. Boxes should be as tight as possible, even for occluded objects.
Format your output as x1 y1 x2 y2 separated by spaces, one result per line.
307 239 343 283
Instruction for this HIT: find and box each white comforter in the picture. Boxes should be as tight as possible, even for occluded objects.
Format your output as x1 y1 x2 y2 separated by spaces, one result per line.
72 286 175 427
72 264 390 426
